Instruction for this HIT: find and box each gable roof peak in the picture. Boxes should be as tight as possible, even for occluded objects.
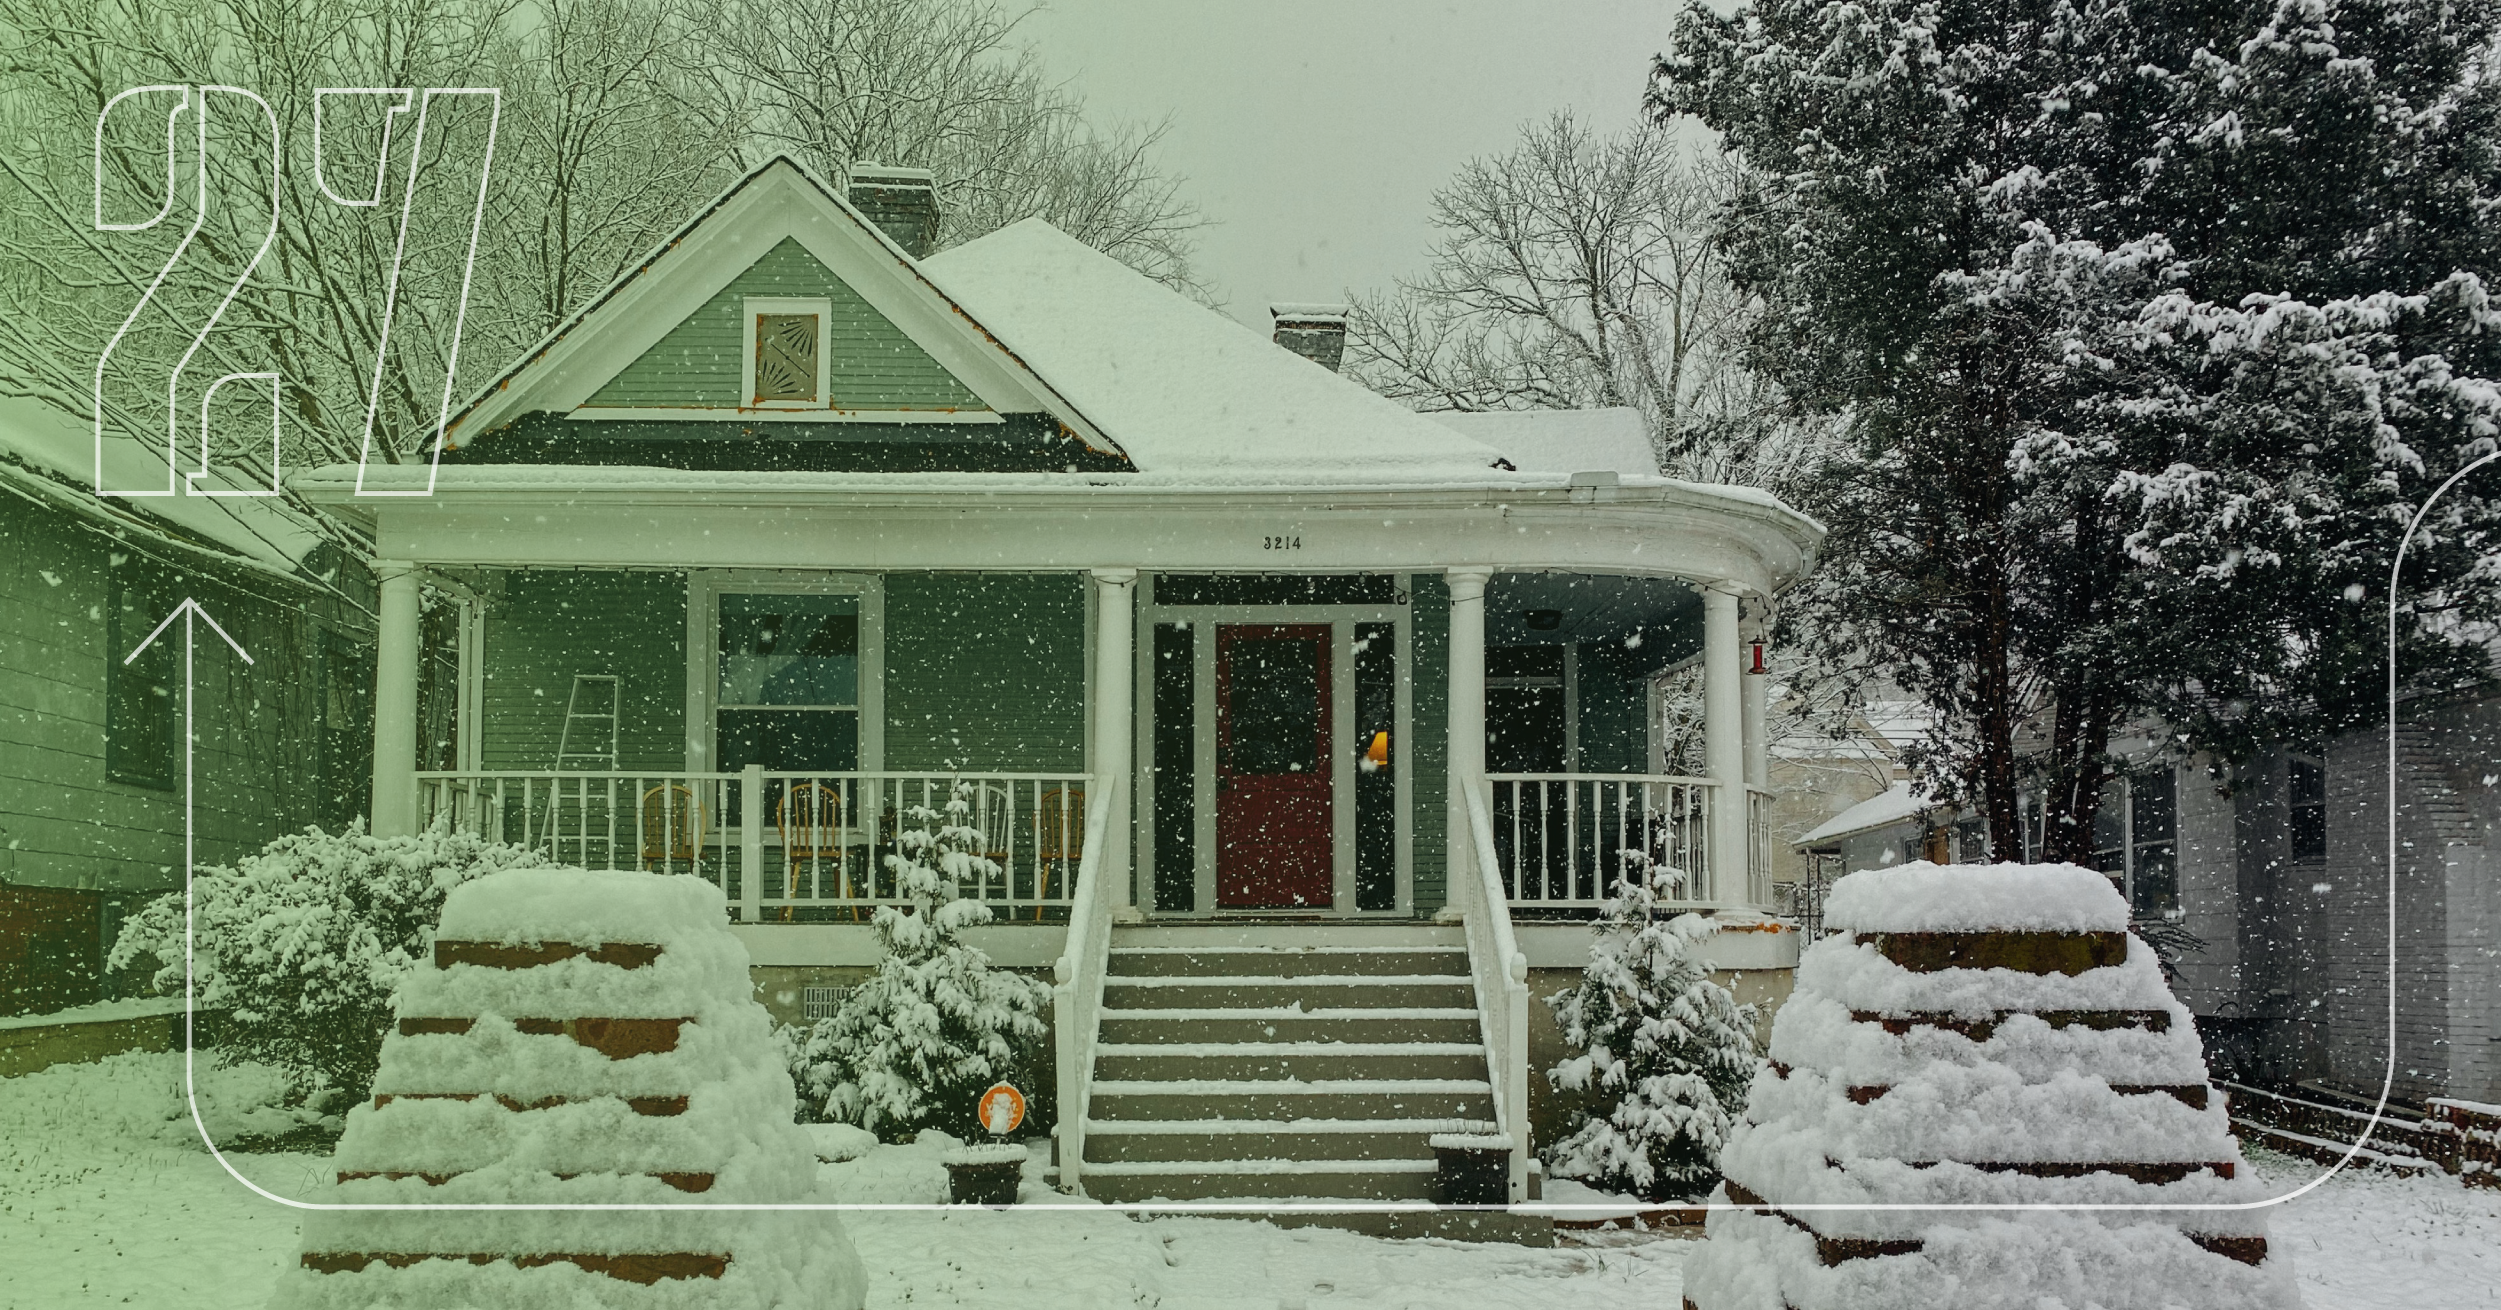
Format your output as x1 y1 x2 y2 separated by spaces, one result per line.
436 153 1115 458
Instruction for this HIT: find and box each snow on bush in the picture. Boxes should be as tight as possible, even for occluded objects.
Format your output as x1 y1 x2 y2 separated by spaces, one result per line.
106 819 550 1106
1544 869 1760 1201
789 785 1048 1141
274 866 867 1310
1684 861 2296 1310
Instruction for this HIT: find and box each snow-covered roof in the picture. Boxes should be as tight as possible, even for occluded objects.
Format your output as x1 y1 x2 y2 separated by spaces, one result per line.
1426 408 1660 478
0 397 327 578
1797 780 1943 845
921 220 1509 477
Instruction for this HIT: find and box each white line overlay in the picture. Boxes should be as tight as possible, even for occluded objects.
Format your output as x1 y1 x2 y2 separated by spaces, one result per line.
177 457 2498 1213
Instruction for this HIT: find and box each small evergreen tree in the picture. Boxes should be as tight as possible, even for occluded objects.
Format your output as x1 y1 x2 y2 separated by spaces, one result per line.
1545 864 1760 1201
794 783 1049 1140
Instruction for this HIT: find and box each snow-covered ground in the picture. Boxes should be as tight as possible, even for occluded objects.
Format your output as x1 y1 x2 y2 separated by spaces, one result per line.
4 1052 2494 1309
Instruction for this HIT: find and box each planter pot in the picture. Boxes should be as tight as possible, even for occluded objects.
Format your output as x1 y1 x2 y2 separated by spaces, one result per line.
1430 1133 1513 1206
942 1145 1026 1206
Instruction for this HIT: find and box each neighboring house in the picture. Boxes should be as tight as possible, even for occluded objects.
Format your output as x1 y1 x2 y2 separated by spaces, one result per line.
0 398 374 1017
286 157 1824 1203
2174 693 2501 1110
1788 698 2501 1109
1771 696 1932 895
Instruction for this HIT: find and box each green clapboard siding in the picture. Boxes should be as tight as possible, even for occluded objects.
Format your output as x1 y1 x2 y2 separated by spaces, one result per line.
883 574 1085 773
1575 641 1649 774
481 571 688 771
1410 573 1449 912
588 239 985 412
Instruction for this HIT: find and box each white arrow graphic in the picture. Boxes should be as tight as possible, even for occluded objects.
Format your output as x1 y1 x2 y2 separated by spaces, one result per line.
125 598 251 1169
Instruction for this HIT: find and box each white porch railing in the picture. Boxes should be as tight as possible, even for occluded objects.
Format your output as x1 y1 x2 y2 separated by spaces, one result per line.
1050 774 1124 1198
1747 785 1775 910
416 768 1090 922
1454 777 1532 1204
1486 773 1720 909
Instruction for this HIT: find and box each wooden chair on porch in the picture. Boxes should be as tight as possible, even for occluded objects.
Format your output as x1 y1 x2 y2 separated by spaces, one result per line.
776 782 848 922
966 782 1014 904
1031 786 1084 921
637 783 705 873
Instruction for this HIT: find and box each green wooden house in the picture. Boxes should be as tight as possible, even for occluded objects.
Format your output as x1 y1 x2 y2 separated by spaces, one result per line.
0 398 373 1017
292 158 1823 1205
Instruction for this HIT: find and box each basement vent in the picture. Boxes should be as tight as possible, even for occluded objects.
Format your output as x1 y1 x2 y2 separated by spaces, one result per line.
801 985 850 1020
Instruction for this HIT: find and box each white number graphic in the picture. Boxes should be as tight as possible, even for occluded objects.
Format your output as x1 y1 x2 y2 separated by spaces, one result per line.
93 86 282 497
350 88 501 498
91 83 499 501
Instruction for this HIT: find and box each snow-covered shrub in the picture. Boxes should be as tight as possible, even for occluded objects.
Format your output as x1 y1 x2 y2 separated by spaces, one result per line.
791 784 1049 1141
107 819 549 1104
1545 866 1760 1201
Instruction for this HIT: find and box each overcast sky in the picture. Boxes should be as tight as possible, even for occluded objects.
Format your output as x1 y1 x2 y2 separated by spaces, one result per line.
1022 0 1676 328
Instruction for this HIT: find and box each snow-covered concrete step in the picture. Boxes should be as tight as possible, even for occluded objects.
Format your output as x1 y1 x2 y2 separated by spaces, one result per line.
1079 1156 1440 1202
1100 974 1476 1010
1094 1040 1487 1082
1087 1077 1496 1124
1111 923 1464 951
1097 1006 1482 1046
1083 1116 1494 1165
1108 945 1469 978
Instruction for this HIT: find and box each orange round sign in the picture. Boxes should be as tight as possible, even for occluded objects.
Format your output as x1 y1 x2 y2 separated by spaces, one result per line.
977 1082 1026 1135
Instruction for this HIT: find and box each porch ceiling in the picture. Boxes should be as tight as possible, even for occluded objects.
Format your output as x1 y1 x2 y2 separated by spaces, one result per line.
1485 572 1702 649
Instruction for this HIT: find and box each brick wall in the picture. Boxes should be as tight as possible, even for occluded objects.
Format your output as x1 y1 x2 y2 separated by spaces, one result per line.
0 883 102 1015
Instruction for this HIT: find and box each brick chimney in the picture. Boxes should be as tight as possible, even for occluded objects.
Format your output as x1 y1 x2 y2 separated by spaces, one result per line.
847 163 940 259
1270 303 1350 372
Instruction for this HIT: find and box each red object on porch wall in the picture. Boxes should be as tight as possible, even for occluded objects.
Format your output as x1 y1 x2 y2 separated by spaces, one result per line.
1215 624 1334 910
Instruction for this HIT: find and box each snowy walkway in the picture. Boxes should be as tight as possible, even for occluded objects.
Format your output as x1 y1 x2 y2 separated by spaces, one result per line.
3 1052 2493 1309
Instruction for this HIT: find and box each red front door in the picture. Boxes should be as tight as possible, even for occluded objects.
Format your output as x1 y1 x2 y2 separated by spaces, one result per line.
1216 624 1333 909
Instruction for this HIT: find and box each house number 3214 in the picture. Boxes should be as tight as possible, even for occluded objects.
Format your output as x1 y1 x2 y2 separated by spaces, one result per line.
1262 535 1302 550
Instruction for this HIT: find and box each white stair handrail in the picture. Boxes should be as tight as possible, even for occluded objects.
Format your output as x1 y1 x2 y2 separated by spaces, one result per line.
1050 772 1125 1197
1456 775 1533 1204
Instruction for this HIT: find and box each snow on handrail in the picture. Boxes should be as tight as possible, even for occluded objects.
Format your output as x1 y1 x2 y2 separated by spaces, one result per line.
1457 776 1532 1205
1051 772 1124 1198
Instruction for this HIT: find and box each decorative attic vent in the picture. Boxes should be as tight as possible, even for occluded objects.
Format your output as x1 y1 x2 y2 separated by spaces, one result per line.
755 313 820 402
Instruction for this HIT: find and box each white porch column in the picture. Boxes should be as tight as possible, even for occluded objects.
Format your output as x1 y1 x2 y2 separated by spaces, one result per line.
1091 569 1138 916
371 561 423 838
1703 583 1745 903
1445 567 1492 910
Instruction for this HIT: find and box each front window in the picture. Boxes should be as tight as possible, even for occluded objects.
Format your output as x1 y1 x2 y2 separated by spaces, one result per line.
2128 768 2178 915
716 593 859 772
2093 768 2179 915
2288 755 2326 861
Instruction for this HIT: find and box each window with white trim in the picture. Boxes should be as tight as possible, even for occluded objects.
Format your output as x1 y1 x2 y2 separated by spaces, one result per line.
740 297 833 408
2093 768 2179 916
716 592 861 772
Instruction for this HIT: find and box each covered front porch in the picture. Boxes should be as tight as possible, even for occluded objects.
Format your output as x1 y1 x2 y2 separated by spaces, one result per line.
359 557 1781 927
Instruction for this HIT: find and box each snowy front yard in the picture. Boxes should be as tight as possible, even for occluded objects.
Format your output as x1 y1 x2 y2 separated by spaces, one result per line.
4 1051 2494 1310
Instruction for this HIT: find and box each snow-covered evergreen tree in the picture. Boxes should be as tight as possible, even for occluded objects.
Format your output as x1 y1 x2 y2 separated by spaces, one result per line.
1545 866 1760 1201
793 784 1049 1141
107 819 550 1104
1654 0 2501 856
